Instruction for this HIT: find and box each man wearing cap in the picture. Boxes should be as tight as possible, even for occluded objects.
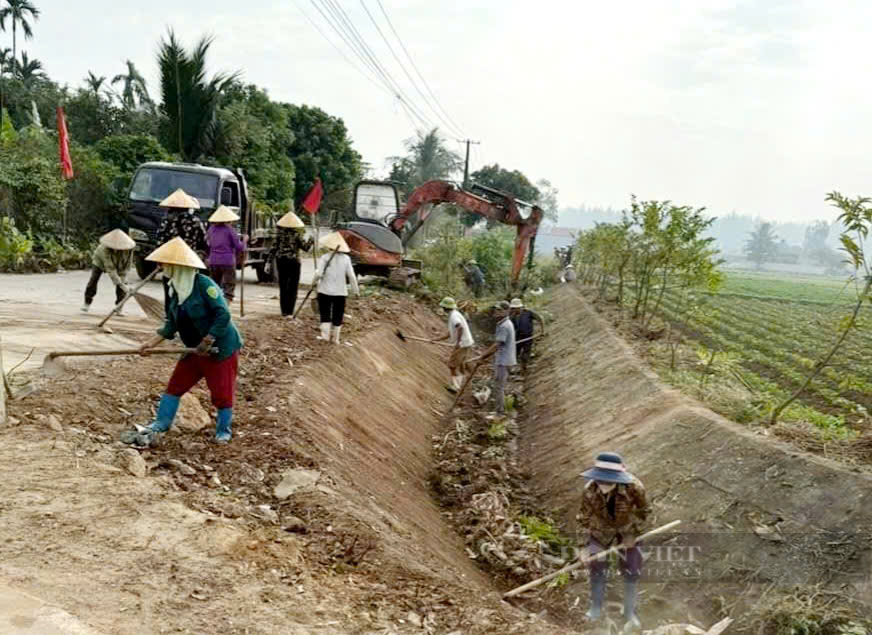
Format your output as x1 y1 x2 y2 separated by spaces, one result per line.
509 298 545 372
268 209 313 317
121 237 243 446
477 300 516 417
461 259 485 297
435 297 475 393
314 231 359 344
81 229 136 313
156 188 208 258
207 205 247 303
578 452 651 629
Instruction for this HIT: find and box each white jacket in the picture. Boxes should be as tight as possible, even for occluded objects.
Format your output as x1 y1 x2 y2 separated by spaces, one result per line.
315 252 360 297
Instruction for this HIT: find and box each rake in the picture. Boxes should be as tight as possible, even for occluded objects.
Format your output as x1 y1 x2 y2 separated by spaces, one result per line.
97 269 164 331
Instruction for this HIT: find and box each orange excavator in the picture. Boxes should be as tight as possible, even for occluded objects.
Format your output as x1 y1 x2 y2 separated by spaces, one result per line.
336 180 543 288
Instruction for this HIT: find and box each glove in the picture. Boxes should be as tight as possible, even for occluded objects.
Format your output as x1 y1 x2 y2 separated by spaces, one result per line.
195 335 216 356
120 283 130 295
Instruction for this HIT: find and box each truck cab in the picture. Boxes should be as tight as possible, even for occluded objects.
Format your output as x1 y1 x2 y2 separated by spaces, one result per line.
125 162 276 280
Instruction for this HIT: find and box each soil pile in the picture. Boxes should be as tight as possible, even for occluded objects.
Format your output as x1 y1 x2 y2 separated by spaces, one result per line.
1 291 560 634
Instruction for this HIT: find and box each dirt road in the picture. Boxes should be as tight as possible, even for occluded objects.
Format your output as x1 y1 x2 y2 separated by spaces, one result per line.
0 263 315 377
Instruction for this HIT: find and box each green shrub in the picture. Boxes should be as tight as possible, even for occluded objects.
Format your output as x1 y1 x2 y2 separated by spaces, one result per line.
0 217 34 270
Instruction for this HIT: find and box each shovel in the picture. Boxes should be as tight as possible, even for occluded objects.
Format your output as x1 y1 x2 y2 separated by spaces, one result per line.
503 520 682 598
446 334 541 412
98 269 164 332
394 330 455 348
42 347 199 376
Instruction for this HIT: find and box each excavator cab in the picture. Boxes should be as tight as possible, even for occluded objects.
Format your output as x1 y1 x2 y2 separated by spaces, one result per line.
337 181 418 283
353 181 401 225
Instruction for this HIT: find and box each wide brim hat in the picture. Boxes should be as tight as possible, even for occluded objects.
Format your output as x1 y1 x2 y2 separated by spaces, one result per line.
509 298 524 309
160 188 200 210
440 297 458 310
277 210 305 228
209 205 239 223
319 231 350 253
99 229 136 251
493 300 511 311
566 264 574 268
468 259 478 265
145 237 206 269
580 452 634 484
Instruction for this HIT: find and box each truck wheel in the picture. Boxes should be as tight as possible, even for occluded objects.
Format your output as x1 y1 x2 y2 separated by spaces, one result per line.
135 256 157 280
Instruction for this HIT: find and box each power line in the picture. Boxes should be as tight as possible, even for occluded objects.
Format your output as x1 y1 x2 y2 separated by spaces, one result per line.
293 0 388 94
310 0 384 83
317 0 436 131
359 0 464 138
375 0 467 137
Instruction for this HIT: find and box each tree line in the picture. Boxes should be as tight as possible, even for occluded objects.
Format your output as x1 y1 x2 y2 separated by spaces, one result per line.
0 2 363 265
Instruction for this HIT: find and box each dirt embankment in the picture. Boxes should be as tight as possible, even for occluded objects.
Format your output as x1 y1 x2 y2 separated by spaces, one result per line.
1 293 557 634
523 287 872 626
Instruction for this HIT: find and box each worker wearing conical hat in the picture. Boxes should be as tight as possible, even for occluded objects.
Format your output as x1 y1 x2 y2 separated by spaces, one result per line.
267 209 313 317
120 237 243 447
156 188 208 258
577 452 651 628
81 229 136 314
313 231 359 344
206 205 247 303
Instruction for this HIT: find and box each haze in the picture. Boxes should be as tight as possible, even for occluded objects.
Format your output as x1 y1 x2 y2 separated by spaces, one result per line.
29 0 872 223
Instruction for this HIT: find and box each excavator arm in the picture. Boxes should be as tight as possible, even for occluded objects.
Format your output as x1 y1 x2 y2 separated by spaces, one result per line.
390 180 543 284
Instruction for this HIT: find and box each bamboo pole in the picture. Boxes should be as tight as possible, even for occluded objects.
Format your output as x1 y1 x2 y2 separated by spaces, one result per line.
502 520 682 598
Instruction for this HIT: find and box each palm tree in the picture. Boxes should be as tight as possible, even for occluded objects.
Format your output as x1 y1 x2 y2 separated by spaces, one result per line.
0 47 11 74
84 71 108 99
0 0 40 65
13 51 43 82
157 30 239 161
388 127 461 192
112 60 151 110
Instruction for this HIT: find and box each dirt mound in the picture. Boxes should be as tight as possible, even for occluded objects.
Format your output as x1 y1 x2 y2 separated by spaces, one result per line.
522 287 872 627
2 292 562 634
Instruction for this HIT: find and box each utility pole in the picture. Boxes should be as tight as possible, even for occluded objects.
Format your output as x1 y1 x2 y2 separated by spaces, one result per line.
458 139 480 188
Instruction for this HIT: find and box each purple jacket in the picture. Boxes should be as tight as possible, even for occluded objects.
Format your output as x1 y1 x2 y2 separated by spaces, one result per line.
207 224 245 266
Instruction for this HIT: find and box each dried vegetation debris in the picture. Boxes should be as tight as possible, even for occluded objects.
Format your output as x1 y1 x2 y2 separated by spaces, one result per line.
431 389 570 588
3 290 575 634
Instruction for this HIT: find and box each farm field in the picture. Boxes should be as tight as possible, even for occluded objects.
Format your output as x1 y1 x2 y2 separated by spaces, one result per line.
653 271 872 437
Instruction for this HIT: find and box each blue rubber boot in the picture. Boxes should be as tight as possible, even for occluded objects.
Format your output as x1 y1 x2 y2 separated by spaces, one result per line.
215 408 232 443
121 394 179 446
622 579 641 632
148 394 181 433
585 572 606 620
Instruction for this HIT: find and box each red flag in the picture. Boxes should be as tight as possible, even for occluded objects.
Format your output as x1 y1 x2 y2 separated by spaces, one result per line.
300 178 323 215
56 107 74 180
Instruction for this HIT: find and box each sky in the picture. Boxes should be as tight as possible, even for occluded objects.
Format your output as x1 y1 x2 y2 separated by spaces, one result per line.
17 0 872 223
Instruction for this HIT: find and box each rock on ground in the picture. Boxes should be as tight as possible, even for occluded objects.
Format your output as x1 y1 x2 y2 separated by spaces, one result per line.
119 448 147 478
274 469 321 500
175 393 211 432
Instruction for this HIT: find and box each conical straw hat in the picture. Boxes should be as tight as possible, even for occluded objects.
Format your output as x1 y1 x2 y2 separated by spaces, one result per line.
145 237 206 269
319 231 350 253
160 188 200 210
277 210 304 228
208 205 240 223
99 229 136 250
